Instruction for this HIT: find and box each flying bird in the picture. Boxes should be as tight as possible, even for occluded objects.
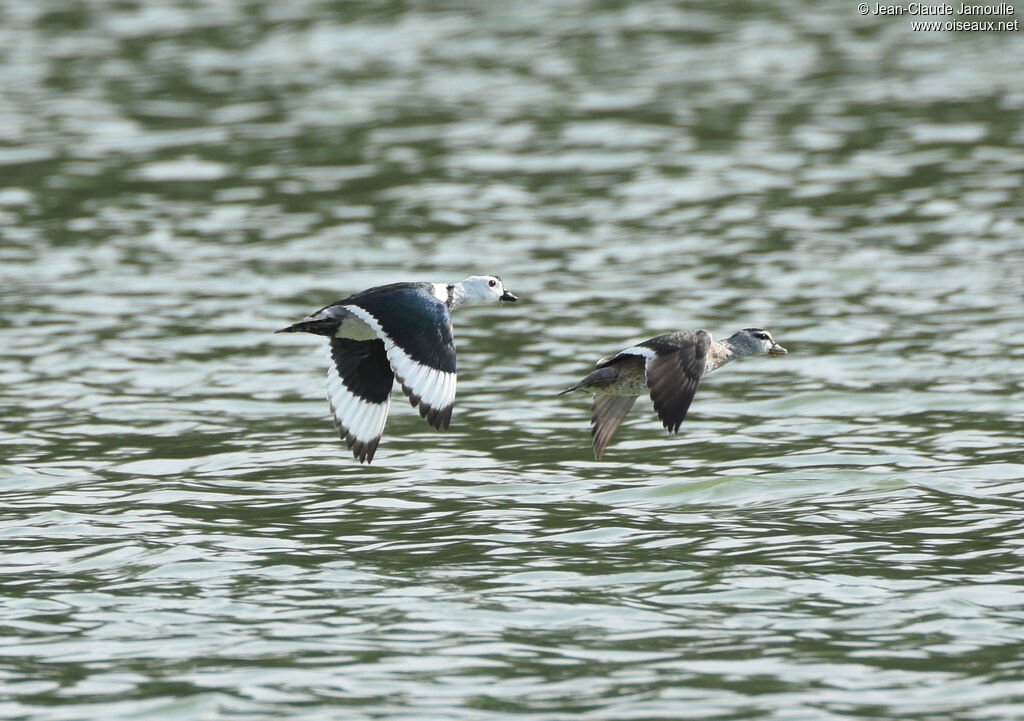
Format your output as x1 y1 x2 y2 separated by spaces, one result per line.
559 328 787 459
278 275 518 463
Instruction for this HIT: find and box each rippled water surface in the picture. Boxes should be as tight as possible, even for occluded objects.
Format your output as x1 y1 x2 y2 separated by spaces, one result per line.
3 0 1024 719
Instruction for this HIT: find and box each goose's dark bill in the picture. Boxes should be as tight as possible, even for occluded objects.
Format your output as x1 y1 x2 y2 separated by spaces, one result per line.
326 338 394 463
643 330 711 433
591 395 638 461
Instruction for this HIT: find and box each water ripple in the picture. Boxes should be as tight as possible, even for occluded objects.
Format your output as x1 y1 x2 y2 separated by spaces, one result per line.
2 0 1024 719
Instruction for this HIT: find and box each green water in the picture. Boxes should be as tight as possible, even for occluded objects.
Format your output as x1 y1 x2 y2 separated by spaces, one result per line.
2 1 1024 719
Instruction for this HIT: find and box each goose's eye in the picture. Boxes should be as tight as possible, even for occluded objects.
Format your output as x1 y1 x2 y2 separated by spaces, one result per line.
488 280 497 287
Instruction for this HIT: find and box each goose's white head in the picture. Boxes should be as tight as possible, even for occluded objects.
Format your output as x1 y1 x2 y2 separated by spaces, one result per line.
728 328 788 357
455 275 518 307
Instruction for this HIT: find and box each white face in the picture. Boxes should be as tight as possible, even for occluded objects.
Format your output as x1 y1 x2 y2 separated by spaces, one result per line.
460 275 517 305
743 328 787 355
727 328 786 356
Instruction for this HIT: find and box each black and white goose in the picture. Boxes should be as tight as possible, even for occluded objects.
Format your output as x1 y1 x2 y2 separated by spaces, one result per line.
277 275 518 463
559 328 787 460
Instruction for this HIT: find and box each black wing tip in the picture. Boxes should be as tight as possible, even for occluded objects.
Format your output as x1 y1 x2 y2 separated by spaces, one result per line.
426 403 453 430
663 419 683 433
400 382 453 430
329 405 383 464
423 402 453 430
338 427 382 464
350 436 381 464
654 402 689 434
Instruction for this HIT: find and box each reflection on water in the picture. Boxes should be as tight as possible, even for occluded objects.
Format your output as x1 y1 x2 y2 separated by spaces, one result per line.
2 0 1024 718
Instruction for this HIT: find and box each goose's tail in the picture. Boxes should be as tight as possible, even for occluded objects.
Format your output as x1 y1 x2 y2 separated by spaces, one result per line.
557 367 619 396
275 319 338 336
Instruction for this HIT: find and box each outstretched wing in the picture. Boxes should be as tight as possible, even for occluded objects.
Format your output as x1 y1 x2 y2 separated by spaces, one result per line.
590 394 638 460
342 288 457 429
326 338 393 463
643 330 711 433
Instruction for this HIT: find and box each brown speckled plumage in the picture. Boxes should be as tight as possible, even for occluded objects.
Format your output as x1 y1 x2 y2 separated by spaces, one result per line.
559 328 787 459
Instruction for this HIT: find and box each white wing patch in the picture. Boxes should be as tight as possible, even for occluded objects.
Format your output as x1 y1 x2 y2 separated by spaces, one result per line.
325 347 390 454
618 346 658 360
341 304 457 425
598 345 657 366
